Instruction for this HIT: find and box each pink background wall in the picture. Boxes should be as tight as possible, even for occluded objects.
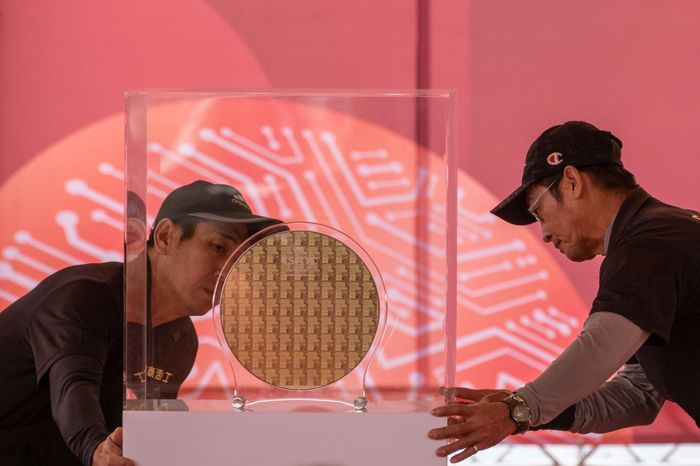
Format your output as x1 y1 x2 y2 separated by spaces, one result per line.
4 1 700 303
2 0 699 442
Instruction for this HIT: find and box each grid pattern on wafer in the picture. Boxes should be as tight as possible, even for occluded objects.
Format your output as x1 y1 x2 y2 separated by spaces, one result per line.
220 230 379 389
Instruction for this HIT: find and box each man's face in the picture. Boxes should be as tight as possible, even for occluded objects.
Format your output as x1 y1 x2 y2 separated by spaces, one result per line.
525 181 598 262
161 221 248 316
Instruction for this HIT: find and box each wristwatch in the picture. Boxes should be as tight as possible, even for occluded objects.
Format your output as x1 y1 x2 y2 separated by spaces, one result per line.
500 392 530 434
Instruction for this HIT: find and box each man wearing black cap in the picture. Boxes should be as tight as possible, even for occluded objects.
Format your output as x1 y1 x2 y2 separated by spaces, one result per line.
429 121 700 462
0 180 280 466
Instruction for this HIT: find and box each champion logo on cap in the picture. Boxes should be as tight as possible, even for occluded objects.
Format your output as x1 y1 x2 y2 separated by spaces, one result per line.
547 152 564 166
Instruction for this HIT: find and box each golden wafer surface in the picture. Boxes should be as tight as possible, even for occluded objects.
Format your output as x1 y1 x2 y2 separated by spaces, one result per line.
220 230 379 389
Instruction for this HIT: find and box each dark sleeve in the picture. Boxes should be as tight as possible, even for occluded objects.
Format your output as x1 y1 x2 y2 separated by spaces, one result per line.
26 280 119 465
27 281 118 386
530 405 575 431
591 245 677 345
49 354 110 466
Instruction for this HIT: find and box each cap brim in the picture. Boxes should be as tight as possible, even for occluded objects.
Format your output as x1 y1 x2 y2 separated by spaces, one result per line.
188 211 283 235
490 184 537 226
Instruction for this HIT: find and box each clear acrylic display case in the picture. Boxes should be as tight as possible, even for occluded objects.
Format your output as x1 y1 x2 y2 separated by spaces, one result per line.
124 90 457 416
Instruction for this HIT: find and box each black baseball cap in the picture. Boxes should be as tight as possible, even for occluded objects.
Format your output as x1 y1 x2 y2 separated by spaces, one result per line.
151 180 282 237
490 121 624 225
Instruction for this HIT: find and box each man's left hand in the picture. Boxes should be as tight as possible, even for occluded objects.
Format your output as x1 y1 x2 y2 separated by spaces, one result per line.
428 387 518 463
92 427 135 466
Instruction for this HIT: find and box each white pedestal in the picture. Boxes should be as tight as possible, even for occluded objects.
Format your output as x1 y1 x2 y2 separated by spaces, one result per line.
124 408 446 466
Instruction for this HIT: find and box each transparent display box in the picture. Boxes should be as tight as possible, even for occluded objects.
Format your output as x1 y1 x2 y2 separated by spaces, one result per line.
123 90 456 465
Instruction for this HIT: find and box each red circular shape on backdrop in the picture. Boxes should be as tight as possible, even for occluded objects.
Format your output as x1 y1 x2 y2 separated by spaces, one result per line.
0 99 636 444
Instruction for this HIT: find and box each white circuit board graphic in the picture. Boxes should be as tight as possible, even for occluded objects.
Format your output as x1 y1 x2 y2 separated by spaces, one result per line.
0 100 593 446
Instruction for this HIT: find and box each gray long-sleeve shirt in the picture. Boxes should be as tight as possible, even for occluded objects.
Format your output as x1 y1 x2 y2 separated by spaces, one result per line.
516 311 663 432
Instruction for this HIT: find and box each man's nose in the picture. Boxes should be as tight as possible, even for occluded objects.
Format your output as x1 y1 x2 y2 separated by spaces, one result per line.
540 223 552 243
214 257 228 277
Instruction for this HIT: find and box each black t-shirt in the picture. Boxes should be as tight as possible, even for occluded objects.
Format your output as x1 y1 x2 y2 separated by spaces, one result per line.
0 262 198 465
591 187 700 425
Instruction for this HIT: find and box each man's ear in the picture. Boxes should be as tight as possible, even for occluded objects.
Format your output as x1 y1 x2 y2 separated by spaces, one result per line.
151 218 178 254
561 165 585 200
125 218 147 260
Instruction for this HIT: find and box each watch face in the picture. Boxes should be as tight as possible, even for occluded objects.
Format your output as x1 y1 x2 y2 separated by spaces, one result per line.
512 404 529 422
220 229 380 390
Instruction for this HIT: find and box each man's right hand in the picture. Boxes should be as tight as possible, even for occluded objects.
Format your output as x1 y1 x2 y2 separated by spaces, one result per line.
428 387 518 463
91 427 135 466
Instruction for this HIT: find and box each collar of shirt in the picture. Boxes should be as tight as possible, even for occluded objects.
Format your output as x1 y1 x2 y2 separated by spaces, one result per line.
603 212 616 255
605 186 651 254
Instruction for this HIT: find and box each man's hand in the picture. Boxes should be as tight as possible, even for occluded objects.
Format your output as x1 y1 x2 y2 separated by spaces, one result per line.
428 387 518 463
91 427 135 466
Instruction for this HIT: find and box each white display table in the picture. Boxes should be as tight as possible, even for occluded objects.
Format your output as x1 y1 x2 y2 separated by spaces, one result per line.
124 402 446 466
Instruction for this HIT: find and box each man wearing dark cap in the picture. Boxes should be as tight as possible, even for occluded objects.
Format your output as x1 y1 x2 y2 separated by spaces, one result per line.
429 121 700 462
0 180 280 466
